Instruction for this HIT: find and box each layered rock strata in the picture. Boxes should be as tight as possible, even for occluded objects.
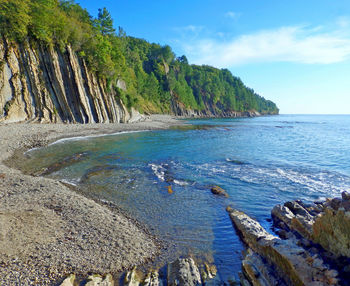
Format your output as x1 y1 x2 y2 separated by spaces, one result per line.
227 204 341 286
0 38 131 123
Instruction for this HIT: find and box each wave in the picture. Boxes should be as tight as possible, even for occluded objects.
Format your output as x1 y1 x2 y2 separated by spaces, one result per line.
49 130 149 146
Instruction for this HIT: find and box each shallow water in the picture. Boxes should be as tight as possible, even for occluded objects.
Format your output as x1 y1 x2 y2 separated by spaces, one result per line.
20 115 350 282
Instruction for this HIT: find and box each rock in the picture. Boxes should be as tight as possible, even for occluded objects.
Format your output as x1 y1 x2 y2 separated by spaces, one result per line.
60 274 76 286
273 202 315 239
227 207 339 286
200 263 217 283
143 270 159 286
242 249 282 286
124 268 141 286
284 201 312 219
0 38 129 123
85 274 114 286
312 207 350 258
342 191 350 201
167 257 202 286
329 198 342 210
211 186 229 198
272 205 295 227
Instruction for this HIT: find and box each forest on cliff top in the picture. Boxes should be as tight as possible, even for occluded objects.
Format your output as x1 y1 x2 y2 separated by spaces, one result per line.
0 0 279 115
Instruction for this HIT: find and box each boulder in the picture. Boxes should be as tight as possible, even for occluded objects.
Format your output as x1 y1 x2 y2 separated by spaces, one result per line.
85 274 114 286
167 258 202 286
143 270 160 286
211 186 229 198
342 191 350 201
124 268 141 286
60 274 76 286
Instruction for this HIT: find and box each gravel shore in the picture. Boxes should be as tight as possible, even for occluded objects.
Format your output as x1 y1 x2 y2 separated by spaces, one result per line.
0 115 183 285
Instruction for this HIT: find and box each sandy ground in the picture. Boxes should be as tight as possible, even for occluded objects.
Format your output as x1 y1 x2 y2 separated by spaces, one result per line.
0 115 184 285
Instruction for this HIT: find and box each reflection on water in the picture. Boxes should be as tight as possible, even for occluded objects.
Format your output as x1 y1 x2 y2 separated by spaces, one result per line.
17 115 350 283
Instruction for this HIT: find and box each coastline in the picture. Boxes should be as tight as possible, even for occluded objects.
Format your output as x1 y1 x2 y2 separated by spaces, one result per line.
0 115 184 285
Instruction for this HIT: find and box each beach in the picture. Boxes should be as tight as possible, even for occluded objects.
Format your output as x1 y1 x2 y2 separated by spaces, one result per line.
0 115 182 285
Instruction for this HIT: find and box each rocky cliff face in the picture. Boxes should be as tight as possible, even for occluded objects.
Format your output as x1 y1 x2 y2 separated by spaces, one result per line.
170 96 261 118
0 38 132 124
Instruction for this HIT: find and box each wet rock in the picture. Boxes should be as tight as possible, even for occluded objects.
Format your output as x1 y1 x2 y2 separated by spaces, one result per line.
284 201 312 219
272 202 314 239
211 186 229 198
167 257 202 286
342 191 350 201
227 207 339 286
60 274 76 286
124 268 141 286
143 270 159 286
85 274 114 286
200 262 217 283
242 249 282 286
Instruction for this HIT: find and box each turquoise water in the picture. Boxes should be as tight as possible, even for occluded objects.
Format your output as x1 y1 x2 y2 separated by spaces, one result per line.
22 115 350 282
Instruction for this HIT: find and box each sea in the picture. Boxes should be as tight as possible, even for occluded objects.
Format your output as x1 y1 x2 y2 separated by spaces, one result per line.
19 114 350 283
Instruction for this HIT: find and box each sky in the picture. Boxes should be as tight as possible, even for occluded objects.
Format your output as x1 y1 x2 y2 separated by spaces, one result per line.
79 0 350 114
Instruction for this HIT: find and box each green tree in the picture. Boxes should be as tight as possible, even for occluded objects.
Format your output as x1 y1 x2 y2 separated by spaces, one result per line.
0 0 31 41
96 7 115 36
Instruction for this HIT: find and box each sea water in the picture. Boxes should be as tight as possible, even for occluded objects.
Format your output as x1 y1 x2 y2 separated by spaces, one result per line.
20 115 350 282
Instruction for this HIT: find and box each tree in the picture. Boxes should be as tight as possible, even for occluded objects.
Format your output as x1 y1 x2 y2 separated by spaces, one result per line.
0 0 31 41
96 7 115 36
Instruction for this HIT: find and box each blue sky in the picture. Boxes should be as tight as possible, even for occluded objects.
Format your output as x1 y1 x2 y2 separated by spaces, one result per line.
80 1 350 114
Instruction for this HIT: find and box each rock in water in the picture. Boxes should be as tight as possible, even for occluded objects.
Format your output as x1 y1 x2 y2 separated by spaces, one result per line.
226 207 339 286
85 274 114 286
124 268 141 286
211 186 229 197
60 274 76 286
143 270 160 286
167 258 202 286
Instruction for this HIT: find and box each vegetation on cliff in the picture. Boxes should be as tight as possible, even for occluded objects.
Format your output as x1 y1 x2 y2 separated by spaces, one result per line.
0 0 279 115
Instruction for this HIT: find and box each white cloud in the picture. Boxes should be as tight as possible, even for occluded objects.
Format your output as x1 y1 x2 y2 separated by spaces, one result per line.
180 23 350 67
225 11 241 20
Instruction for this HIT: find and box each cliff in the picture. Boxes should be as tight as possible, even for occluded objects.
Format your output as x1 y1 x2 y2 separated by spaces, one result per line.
0 38 131 124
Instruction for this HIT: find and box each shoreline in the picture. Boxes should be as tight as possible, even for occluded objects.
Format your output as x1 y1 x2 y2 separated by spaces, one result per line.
0 115 184 285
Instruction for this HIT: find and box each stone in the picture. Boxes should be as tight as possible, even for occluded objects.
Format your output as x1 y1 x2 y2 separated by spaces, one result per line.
143 270 159 286
85 274 114 286
312 207 350 258
342 191 350 201
124 268 141 286
211 186 229 197
60 274 76 286
167 257 202 286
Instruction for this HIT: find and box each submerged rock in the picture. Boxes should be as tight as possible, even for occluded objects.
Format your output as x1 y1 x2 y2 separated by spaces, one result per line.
167 257 202 286
211 186 229 197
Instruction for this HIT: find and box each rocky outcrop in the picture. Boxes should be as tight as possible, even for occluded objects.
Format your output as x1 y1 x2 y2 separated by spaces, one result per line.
227 206 340 286
167 257 202 286
60 258 216 286
0 38 131 123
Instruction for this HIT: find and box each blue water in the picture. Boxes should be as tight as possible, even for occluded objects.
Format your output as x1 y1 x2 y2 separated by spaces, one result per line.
21 115 350 282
